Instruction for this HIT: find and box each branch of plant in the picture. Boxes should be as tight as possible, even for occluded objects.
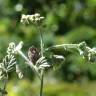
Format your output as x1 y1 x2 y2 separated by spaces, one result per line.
36 24 44 96
1 73 8 96
20 13 96 96
45 43 79 51
17 50 41 79
40 69 44 96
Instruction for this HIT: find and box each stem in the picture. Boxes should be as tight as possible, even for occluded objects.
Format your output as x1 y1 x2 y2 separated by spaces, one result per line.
40 70 44 96
37 25 44 96
1 81 7 96
37 26 44 56
17 50 41 79
1 73 8 96
45 44 78 51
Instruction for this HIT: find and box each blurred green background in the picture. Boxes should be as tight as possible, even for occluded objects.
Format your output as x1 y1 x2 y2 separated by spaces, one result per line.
0 0 96 96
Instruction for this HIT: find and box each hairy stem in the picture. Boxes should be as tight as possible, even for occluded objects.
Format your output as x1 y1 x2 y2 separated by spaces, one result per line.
40 70 44 96
2 73 8 96
2 81 7 96
37 25 44 96
45 44 79 51
37 26 44 57
17 50 41 79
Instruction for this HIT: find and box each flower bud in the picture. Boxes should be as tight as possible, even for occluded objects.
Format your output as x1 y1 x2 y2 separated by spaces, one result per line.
28 46 40 64
34 13 40 18
40 17 44 20
53 55 65 60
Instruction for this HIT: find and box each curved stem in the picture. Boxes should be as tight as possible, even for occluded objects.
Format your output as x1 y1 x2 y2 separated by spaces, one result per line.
45 44 78 51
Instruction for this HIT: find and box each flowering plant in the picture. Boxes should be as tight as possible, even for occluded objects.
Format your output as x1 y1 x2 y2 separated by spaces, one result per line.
0 13 96 96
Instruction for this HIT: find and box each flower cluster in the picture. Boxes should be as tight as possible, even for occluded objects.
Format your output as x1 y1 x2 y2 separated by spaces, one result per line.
78 42 96 62
1 12 96 96
20 13 44 24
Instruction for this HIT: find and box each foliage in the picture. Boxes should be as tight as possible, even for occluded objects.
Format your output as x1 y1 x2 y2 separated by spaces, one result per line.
0 0 96 95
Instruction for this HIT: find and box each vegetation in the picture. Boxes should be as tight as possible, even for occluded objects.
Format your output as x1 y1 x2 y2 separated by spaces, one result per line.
0 0 96 96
